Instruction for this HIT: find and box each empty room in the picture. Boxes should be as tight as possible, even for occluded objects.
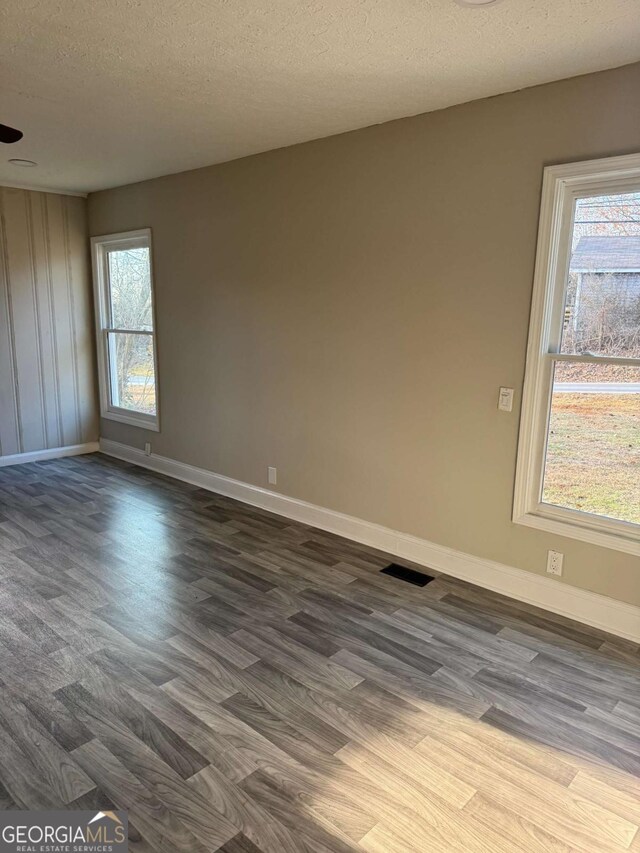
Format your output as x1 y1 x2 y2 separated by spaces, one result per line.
0 1 639 850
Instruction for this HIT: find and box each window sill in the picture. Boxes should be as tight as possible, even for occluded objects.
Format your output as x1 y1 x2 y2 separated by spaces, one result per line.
101 408 160 432
514 507 640 557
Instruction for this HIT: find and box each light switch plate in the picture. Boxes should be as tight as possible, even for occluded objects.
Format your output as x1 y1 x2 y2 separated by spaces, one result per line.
498 387 514 412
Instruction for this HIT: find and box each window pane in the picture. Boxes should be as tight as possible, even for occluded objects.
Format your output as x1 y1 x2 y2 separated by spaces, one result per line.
109 332 156 416
561 191 640 358
542 362 640 524
107 247 153 331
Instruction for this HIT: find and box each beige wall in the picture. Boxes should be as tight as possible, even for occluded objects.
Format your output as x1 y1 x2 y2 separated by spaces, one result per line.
0 187 98 457
89 62 640 607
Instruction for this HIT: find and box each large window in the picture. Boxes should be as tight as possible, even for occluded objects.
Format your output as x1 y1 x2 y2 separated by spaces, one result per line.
515 154 640 556
91 229 159 431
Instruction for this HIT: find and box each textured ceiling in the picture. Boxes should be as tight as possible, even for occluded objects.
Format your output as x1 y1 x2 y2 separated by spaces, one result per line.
1 0 639 193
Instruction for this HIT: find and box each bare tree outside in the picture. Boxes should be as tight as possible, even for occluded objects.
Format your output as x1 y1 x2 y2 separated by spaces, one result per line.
574 192 640 237
107 248 156 415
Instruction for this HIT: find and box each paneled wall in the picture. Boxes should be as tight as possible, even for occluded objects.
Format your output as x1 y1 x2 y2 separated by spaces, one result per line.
0 187 98 457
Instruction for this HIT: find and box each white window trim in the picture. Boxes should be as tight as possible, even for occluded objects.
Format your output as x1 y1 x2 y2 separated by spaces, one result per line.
91 228 160 432
514 153 640 557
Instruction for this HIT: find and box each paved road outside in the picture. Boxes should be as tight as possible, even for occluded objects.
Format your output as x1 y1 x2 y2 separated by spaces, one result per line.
554 382 640 394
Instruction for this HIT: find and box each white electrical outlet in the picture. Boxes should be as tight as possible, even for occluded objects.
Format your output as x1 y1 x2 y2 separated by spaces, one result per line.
498 387 514 412
144 442 151 456
547 550 563 577
268 466 277 485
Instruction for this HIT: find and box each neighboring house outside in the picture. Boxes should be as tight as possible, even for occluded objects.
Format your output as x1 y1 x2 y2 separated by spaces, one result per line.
567 236 640 355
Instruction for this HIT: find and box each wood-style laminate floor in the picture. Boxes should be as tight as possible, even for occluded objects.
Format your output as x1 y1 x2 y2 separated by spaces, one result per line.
0 453 639 852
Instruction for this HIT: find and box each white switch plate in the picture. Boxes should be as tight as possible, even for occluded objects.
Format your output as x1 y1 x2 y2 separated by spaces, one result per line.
268 466 277 485
547 550 564 576
498 387 514 412
144 442 152 456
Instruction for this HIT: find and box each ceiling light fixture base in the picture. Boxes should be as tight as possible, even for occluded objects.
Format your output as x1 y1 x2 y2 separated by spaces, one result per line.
455 0 503 7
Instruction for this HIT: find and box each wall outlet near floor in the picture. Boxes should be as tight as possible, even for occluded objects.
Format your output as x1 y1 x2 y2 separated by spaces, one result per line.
547 550 564 577
144 442 152 456
268 466 277 485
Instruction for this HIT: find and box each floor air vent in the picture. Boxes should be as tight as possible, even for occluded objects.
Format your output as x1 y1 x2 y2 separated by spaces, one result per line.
381 563 435 587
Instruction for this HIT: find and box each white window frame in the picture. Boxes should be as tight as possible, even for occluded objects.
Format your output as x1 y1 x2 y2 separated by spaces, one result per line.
514 153 640 557
91 228 160 431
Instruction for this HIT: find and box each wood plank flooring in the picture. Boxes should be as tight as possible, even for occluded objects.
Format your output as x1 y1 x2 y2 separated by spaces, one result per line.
0 452 638 852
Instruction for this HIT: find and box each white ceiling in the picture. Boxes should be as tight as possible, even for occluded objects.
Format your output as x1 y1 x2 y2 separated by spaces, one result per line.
1 0 639 194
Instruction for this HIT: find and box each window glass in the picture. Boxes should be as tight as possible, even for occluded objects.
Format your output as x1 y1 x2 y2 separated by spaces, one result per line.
542 361 640 524
561 192 640 358
107 247 153 331
108 332 157 416
93 230 158 429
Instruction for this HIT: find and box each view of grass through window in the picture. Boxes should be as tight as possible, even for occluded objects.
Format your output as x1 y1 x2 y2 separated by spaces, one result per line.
543 363 639 524
541 192 640 525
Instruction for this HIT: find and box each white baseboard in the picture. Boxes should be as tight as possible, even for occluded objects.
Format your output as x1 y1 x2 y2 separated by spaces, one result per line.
99 438 640 644
0 442 100 468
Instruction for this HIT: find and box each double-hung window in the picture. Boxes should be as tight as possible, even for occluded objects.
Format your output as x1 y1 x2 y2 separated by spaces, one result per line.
514 154 640 556
91 229 159 431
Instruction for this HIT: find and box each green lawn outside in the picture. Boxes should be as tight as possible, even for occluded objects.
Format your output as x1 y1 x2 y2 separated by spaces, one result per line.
543 392 640 525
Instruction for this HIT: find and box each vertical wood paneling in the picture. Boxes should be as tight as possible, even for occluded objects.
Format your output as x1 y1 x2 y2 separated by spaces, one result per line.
0 186 98 458
0 195 20 456
65 196 98 443
30 193 62 448
46 193 78 447
42 193 65 444
1 188 45 452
